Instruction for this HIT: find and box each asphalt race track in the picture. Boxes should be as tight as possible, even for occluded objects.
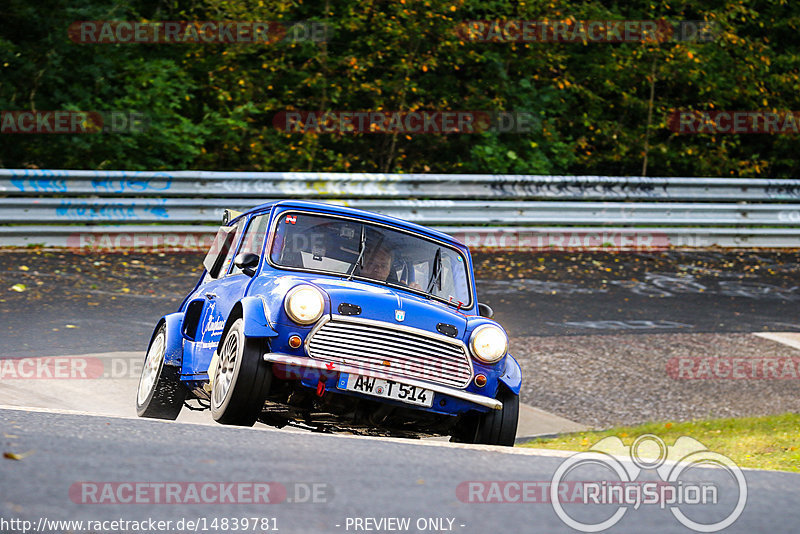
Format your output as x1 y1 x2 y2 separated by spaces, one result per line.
1 406 798 534
1 249 800 533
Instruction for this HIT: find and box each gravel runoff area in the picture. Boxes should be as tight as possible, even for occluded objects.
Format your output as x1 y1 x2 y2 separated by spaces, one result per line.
512 332 800 429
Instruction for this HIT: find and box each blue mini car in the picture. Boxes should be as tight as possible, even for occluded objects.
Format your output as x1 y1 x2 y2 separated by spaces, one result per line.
136 200 521 446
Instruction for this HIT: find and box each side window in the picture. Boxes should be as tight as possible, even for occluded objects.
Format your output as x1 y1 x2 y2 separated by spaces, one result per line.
230 213 270 275
201 218 245 283
202 221 242 280
219 218 246 276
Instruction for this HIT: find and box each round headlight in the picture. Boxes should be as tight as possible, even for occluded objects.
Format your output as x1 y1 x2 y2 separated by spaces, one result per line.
469 324 508 363
284 285 325 325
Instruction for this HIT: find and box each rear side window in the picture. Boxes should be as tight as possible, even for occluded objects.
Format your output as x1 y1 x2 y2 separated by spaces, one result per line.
202 219 245 279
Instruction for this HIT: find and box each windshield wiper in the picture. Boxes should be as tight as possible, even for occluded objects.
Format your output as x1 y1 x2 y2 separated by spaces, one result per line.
346 224 366 281
425 247 443 295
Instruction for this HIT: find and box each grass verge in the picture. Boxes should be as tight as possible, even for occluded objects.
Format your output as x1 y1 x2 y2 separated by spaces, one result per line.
522 412 800 472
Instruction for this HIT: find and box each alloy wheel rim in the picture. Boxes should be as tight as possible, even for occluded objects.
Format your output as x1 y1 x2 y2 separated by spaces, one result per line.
137 332 165 405
212 332 238 408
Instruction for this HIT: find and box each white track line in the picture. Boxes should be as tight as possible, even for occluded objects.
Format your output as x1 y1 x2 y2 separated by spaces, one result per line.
754 332 800 352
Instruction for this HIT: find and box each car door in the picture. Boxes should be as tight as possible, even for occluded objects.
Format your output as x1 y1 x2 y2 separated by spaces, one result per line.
187 213 271 377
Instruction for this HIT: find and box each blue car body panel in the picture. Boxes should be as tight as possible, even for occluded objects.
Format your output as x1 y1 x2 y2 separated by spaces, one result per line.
239 296 278 338
171 200 519 415
158 312 184 367
499 354 522 395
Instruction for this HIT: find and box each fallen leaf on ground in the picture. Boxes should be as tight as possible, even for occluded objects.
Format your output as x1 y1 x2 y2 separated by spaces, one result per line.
3 451 33 460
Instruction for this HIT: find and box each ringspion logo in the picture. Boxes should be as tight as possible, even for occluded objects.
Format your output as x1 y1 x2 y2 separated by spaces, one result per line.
549 435 746 532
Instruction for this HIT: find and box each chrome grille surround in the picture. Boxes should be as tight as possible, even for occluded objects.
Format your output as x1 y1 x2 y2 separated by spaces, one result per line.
305 315 474 389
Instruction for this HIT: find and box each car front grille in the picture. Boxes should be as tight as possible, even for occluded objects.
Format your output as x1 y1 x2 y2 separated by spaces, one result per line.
306 316 473 388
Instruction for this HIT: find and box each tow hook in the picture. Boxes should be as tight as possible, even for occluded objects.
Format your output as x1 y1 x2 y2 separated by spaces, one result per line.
316 377 327 397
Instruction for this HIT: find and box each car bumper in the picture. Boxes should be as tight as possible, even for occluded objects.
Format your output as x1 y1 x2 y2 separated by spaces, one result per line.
262 352 502 410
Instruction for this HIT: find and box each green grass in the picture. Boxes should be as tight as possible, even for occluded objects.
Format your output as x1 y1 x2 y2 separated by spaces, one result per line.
522 413 800 472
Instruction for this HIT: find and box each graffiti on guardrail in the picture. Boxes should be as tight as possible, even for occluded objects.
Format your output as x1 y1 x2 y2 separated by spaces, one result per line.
9 174 173 193
487 177 667 199
90 176 173 193
10 178 68 193
55 200 169 220
765 183 800 198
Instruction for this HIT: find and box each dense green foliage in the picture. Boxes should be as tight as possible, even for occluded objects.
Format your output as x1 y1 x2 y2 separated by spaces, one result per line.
1 0 797 176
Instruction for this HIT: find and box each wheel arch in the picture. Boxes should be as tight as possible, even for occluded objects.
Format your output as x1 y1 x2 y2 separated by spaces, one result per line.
498 353 522 396
217 297 278 351
149 312 184 367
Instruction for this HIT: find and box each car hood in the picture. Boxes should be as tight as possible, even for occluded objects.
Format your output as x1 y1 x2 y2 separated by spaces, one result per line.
309 278 469 338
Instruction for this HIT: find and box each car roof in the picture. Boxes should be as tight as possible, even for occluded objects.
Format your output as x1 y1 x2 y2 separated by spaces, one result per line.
237 199 466 249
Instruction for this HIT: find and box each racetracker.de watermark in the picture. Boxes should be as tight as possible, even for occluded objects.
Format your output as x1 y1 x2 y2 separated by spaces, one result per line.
669 110 800 134
0 356 146 380
69 21 328 44
450 230 671 251
66 232 215 252
456 20 716 43
668 356 800 379
69 482 332 504
272 111 539 134
1 111 148 134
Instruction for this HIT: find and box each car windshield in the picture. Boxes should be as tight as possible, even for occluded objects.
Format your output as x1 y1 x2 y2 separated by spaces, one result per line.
269 211 471 306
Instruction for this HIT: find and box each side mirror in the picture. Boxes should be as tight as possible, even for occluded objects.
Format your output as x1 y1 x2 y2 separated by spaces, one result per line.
477 302 494 318
234 252 260 277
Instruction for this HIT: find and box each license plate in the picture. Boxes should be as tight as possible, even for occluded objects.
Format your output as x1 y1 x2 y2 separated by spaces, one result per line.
338 373 434 408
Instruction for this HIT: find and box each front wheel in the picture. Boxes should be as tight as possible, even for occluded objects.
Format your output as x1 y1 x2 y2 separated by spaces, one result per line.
136 324 186 419
453 387 519 446
211 318 272 426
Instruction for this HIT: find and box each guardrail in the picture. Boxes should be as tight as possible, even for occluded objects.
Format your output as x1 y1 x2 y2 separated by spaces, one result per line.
1 169 799 250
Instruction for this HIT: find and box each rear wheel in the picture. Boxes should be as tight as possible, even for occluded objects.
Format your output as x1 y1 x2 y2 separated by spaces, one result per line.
211 318 272 426
136 324 186 419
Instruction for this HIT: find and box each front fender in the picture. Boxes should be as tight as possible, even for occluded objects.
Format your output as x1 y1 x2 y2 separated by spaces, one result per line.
240 296 278 338
150 313 184 367
498 353 522 395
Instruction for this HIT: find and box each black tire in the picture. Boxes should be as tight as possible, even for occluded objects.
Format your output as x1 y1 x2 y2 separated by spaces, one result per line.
211 318 272 426
136 324 186 419
476 387 519 446
453 387 519 446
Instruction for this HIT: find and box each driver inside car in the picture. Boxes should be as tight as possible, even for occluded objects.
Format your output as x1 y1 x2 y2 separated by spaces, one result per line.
359 241 422 290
